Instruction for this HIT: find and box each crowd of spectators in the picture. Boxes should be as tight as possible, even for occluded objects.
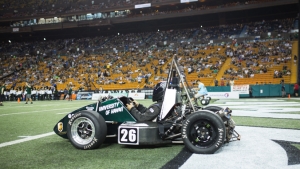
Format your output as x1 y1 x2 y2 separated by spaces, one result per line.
245 18 294 36
0 39 294 91
1 16 296 58
0 15 297 91
194 24 244 41
221 40 292 82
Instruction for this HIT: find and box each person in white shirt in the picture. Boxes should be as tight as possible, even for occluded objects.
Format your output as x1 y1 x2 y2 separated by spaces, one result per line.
47 87 53 100
39 88 45 100
32 88 37 101
9 88 16 101
16 88 23 101
229 79 235 86
4 90 9 101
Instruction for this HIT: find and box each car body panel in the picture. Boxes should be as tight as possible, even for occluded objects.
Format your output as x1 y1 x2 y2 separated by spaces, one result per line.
53 98 136 139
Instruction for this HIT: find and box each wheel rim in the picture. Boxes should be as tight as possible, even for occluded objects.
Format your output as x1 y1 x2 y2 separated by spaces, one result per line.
187 119 218 148
71 117 96 145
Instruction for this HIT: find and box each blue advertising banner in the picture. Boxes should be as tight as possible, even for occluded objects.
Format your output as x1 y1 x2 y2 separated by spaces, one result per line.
76 92 94 100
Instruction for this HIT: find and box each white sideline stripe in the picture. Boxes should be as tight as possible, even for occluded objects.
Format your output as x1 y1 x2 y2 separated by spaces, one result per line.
0 132 55 148
56 112 70 114
0 108 75 117
3 102 92 108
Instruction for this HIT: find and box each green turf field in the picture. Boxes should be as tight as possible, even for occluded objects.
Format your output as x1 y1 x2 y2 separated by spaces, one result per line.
0 99 299 169
292 144 300 150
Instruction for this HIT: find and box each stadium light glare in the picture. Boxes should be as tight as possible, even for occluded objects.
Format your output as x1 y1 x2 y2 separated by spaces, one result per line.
8 40 11 43
158 29 159 32
44 38 46 40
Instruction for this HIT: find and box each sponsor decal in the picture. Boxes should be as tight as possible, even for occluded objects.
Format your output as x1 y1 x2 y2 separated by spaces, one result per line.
149 108 154 113
57 122 63 132
98 102 120 111
231 85 249 94
208 92 239 99
128 93 146 99
99 102 124 115
105 107 123 115
215 128 224 148
84 137 98 149
86 107 94 111
68 113 81 126
68 114 73 118
77 92 94 100
182 119 190 139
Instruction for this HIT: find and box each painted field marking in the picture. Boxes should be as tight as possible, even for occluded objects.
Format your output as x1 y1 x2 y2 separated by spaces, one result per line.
212 100 300 119
56 112 71 115
0 132 54 148
0 108 75 117
1 102 93 108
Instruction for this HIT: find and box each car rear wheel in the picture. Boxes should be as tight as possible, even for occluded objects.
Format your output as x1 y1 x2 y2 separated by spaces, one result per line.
182 111 225 154
67 110 107 149
203 106 222 113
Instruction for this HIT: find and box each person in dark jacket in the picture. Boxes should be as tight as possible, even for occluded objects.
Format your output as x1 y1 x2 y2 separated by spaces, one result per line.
281 85 286 98
0 82 5 106
68 86 73 101
63 88 68 100
126 100 162 121
126 82 166 121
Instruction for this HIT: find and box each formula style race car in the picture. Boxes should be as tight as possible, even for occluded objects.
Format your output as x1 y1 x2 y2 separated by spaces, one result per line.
53 56 240 154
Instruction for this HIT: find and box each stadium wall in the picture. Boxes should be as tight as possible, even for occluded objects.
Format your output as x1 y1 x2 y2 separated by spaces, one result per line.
207 84 296 98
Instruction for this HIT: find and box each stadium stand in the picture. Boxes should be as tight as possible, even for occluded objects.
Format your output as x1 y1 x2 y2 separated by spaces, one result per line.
0 0 298 92
0 0 281 20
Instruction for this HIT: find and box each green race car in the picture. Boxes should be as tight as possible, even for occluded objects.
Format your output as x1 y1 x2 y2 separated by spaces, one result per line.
54 56 240 154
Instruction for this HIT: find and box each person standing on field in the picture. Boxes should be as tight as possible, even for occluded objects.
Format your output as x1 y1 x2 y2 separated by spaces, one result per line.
25 82 33 104
68 86 73 101
294 83 299 97
63 88 68 100
281 85 286 98
0 82 5 106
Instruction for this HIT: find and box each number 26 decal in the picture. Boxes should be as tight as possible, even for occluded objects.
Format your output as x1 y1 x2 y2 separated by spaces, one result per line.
118 127 138 145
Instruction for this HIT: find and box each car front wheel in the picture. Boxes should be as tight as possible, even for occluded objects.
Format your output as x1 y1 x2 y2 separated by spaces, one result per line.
67 110 107 150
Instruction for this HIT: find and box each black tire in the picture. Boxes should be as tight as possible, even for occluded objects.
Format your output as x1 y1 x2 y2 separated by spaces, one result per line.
203 106 222 113
67 110 107 150
182 111 226 154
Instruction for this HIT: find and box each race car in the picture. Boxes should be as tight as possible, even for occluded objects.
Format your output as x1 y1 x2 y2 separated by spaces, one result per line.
53 56 240 154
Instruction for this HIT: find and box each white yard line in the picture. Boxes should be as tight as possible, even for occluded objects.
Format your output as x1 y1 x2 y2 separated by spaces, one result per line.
0 132 54 148
56 112 70 114
211 99 300 119
1 102 93 108
0 108 75 117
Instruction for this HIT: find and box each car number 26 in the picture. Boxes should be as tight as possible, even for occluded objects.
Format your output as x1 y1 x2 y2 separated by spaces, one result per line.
118 127 139 145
